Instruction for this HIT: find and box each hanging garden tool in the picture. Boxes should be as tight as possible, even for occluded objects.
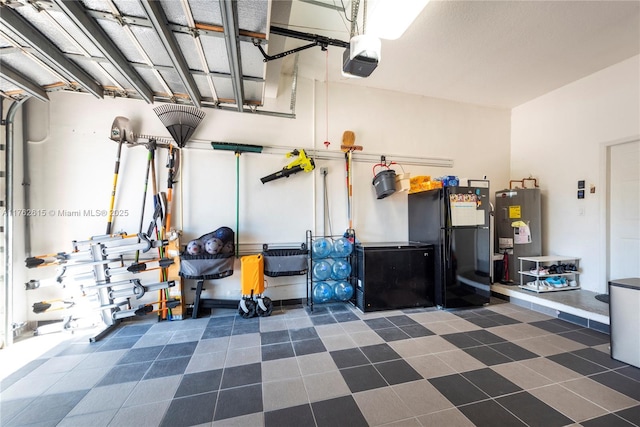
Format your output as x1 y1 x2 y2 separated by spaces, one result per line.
260 149 315 183
163 147 179 238
148 143 164 234
106 116 133 235
105 116 176 237
153 104 206 320
211 142 264 258
32 299 76 314
134 140 157 263
153 104 206 148
161 146 179 319
153 103 204 232
341 130 362 240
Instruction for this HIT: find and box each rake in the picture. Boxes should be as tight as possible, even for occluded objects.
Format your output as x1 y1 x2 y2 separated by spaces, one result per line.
153 104 205 319
152 104 205 233
153 104 206 148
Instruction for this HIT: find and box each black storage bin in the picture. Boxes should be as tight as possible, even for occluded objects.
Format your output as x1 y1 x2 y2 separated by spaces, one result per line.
262 248 309 277
355 242 435 312
179 253 234 280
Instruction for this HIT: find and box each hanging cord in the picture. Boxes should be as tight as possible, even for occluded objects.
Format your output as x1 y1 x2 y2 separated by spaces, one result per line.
323 170 333 236
235 152 241 258
324 49 330 148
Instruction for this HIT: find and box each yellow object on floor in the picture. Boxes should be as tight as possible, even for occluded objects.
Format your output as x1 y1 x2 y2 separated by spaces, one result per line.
241 254 265 295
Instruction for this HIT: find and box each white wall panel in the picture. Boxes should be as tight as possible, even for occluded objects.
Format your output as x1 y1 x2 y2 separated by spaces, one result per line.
15 76 510 322
511 55 640 293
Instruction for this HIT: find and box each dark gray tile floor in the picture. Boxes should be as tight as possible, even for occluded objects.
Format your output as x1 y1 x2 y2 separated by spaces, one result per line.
1 299 638 426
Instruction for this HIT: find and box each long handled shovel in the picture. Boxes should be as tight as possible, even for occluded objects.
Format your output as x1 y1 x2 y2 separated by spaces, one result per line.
106 116 132 235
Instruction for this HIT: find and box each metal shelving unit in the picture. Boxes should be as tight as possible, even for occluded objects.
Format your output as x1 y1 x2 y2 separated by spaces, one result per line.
306 230 356 312
518 255 581 293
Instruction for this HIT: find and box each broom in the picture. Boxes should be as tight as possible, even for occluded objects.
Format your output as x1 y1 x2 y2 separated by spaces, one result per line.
211 142 264 257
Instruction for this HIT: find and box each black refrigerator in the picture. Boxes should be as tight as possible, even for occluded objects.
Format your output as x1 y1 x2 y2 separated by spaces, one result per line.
408 186 491 308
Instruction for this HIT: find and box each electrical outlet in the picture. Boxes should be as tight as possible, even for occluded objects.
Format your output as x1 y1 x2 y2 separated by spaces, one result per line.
320 167 328 175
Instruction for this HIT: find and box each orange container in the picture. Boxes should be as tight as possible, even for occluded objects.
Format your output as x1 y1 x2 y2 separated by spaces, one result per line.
241 254 265 295
409 175 442 193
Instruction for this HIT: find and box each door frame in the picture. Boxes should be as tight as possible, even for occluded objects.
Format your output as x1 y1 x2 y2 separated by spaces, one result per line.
600 135 640 292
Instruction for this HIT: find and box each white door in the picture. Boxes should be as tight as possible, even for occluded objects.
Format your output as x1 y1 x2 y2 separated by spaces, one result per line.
609 140 640 280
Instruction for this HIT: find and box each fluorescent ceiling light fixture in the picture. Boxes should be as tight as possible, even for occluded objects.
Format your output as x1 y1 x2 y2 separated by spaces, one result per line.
366 0 430 40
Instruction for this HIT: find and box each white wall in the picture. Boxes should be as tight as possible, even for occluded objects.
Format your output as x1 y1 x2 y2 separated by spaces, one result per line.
511 55 640 293
13 76 511 323
315 83 512 243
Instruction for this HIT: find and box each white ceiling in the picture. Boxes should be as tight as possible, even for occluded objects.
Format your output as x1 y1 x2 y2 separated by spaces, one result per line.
0 0 272 110
1 0 637 112
269 0 640 109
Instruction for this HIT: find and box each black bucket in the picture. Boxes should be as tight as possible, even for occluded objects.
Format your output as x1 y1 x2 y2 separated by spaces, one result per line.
373 169 397 199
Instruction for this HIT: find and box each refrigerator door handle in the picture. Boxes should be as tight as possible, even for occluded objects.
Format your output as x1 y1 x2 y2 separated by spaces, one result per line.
443 229 451 268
